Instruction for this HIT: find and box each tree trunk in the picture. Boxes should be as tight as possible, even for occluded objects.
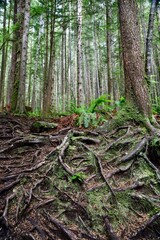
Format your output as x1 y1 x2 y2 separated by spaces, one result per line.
106 0 113 103
9 0 22 111
16 0 30 113
43 0 56 116
0 0 7 108
145 0 158 83
118 0 152 118
77 0 84 106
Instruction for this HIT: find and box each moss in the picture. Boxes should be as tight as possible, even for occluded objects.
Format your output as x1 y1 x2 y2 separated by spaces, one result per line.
133 158 155 182
109 104 145 130
87 187 109 232
107 191 132 228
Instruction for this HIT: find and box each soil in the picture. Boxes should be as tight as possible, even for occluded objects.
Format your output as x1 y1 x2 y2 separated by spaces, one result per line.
0 113 160 240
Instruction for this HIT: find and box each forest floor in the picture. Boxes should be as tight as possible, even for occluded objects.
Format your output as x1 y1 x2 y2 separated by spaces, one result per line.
0 113 160 240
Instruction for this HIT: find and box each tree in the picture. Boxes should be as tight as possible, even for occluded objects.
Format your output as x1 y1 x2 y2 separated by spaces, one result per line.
43 0 56 116
0 0 7 108
145 0 158 83
77 0 84 106
118 0 152 120
16 0 30 113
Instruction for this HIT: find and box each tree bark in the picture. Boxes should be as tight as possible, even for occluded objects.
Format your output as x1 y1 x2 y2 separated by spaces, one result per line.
77 0 84 106
0 0 7 108
16 0 30 113
145 0 158 83
118 0 152 118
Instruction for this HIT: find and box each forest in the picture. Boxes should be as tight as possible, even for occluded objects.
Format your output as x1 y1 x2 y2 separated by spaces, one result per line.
0 0 160 239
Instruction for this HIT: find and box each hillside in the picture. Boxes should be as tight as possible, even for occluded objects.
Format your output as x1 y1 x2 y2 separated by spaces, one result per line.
0 114 160 240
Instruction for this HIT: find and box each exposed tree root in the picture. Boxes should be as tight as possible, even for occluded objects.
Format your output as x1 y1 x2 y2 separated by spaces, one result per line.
43 211 78 240
130 212 160 239
119 138 147 163
0 117 160 240
104 216 120 240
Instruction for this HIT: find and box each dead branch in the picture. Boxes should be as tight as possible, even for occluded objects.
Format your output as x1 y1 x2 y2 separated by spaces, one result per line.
104 216 120 240
119 138 147 163
43 211 78 240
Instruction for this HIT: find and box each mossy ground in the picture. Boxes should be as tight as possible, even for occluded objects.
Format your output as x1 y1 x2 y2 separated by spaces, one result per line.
0 115 160 239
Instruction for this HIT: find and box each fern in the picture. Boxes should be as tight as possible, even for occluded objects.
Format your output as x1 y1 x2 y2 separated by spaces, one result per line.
73 95 112 128
88 95 108 113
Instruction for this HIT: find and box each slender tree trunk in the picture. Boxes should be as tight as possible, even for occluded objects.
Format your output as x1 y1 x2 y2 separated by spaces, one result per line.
43 0 56 116
77 0 84 106
106 0 113 103
0 0 7 108
43 1 49 115
61 23 66 112
118 0 152 118
16 0 30 113
145 0 158 83
31 17 43 111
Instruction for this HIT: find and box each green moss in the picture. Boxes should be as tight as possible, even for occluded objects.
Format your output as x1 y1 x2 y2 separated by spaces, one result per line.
109 104 145 129
87 187 109 232
133 158 155 181
107 191 132 228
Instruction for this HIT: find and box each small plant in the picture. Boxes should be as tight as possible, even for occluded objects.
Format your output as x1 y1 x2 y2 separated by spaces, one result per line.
71 172 85 184
72 95 111 128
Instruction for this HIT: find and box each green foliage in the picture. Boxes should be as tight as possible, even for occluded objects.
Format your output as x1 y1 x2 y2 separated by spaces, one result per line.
71 172 86 184
71 95 111 128
151 136 160 147
26 109 41 117
88 95 108 113
114 96 126 107
152 97 160 114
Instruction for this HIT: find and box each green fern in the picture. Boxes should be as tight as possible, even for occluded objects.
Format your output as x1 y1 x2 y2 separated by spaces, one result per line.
88 95 108 113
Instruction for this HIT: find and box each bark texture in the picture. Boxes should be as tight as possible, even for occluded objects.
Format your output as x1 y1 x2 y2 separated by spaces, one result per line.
77 0 84 106
118 0 152 118
145 0 158 81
